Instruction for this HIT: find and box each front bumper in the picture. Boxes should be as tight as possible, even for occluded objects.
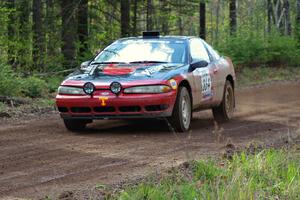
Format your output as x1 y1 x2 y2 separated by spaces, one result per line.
56 90 177 120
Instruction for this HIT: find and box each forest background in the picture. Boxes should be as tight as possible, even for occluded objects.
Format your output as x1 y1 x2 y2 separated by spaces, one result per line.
0 0 299 100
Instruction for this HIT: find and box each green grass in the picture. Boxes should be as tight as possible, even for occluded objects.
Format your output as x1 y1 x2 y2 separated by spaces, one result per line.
0 102 6 112
237 66 300 87
0 98 55 117
35 98 55 107
115 149 300 200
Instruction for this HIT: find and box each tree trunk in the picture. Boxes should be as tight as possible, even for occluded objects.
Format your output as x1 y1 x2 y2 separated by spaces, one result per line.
33 0 45 71
78 0 89 59
274 0 284 33
215 0 220 45
296 0 300 43
298 0 300 25
210 4 213 42
18 0 31 69
199 1 206 40
46 0 55 59
121 0 130 37
160 0 169 35
146 0 153 31
6 0 16 67
61 0 77 68
132 0 138 36
267 0 272 33
177 0 183 35
229 0 237 35
283 0 291 35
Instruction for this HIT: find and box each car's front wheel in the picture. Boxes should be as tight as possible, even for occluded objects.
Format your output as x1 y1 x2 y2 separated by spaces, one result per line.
212 80 235 122
63 119 90 132
168 87 192 132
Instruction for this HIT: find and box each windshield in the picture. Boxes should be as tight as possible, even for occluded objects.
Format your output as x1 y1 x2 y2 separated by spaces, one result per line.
93 39 188 64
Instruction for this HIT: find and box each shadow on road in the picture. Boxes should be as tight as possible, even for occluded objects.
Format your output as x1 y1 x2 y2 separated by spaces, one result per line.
74 116 295 143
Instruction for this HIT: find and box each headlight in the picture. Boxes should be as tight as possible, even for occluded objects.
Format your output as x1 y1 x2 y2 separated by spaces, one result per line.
124 85 171 94
58 86 85 95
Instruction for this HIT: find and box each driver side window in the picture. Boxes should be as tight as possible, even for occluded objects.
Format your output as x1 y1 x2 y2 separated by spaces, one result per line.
189 39 210 63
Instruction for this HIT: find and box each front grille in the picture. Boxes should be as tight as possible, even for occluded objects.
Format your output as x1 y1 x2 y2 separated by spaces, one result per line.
119 106 141 112
58 107 68 113
94 106 116 112
145 104 169 111
70 107 91 113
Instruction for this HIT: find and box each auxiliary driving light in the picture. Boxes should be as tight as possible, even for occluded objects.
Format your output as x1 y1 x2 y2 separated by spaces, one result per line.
83 82 95 95
110 82 122 94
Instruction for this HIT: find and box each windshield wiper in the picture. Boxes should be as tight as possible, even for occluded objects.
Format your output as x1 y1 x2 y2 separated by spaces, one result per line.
101 49 120 56
129 61 169 64
90 61 126 65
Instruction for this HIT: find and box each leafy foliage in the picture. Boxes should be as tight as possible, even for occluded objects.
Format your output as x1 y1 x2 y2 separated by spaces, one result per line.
217 34 300 68
0 64 52 98
44 76 64 93
20 77 49 98
0 64 22 96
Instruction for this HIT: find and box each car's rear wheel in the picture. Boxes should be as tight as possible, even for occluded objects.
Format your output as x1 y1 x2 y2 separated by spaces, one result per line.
63 119 90 132
212 80 235 122
168 87 192 132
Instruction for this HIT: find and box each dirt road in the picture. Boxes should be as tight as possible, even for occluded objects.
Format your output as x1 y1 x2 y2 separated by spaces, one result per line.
0 81 300 199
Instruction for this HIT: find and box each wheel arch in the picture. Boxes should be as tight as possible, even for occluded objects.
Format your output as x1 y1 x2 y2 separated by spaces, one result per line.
226 74 235 90
178 80 193 105
225 74 235 107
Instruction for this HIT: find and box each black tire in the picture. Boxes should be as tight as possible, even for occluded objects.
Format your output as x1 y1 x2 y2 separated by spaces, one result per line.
168 87 192 132
212 80 235 123
63 119 89 132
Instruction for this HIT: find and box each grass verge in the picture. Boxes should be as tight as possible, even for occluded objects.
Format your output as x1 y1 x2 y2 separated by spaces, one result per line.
236 66 300 87
114 148 300 200
0 98 55 118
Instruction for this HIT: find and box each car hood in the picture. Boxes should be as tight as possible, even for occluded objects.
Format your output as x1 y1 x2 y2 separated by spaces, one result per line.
62 63 187 87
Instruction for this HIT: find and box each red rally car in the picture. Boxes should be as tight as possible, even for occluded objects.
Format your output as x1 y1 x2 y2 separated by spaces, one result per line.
56 32 236 132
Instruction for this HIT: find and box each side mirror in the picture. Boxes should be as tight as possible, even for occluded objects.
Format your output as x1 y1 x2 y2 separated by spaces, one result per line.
189 60 208 71
80 60 91 71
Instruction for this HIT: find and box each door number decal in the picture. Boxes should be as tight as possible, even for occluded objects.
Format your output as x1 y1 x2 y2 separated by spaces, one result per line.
194 68 212 98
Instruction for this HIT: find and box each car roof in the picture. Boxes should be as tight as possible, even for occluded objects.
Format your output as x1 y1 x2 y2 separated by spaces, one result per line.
117 35 198 42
